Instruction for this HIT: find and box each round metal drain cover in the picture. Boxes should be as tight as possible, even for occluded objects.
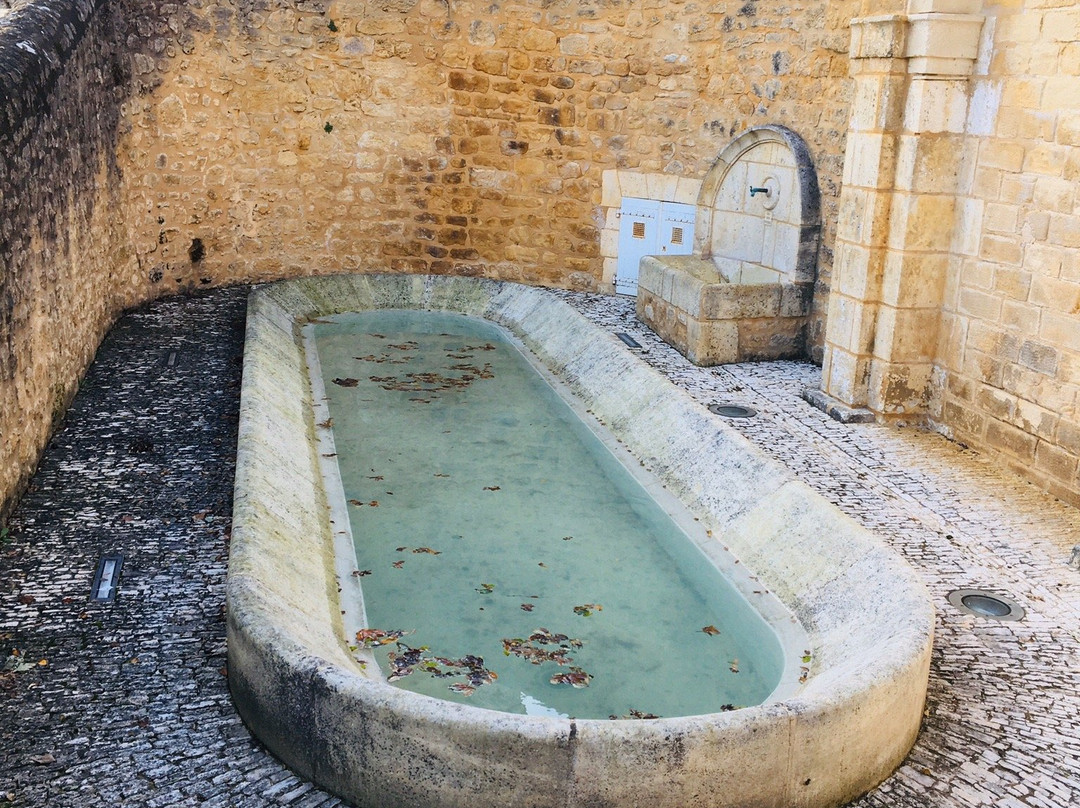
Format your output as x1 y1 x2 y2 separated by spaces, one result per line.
947 589 1024 621
708 404 757 419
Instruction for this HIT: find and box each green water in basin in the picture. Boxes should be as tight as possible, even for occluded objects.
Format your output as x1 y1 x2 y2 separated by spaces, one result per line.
310 310 784 720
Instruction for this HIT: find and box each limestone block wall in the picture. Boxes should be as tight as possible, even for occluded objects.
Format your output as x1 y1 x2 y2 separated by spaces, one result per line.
934 1 1080 504
119 0 856 316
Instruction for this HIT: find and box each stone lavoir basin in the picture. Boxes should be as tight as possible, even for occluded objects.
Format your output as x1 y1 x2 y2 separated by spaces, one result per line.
227 274 934 808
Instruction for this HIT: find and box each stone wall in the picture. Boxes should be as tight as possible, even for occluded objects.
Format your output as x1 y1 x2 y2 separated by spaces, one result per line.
0 0 146 518
934 1 1080 504
120 0 855 325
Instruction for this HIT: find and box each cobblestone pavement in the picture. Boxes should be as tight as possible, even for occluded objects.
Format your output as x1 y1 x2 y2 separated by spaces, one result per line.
2 285 1079 807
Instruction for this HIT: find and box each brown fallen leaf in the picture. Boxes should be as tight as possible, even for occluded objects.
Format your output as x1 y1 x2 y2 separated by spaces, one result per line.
392 560 405 569
702 625 720 636
332 377 360 387
483 486 501 491
520 603 534 612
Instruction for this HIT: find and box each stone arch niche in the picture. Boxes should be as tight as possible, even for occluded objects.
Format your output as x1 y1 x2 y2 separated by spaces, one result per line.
636 126 821 366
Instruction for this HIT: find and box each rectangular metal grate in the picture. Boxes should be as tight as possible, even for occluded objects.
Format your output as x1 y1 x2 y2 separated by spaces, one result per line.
90 555 124 603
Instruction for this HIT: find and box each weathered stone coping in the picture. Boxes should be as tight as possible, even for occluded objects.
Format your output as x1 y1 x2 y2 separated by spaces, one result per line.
228 273 934 808
0 0 103 141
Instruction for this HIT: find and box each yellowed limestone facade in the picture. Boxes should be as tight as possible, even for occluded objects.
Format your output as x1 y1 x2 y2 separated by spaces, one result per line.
1 0 1079 512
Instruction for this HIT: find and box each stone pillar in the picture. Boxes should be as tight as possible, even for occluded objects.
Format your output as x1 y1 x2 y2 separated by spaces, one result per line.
811 1 984 422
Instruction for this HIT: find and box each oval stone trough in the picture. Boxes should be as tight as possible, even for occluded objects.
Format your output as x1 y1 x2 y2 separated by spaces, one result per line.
227 273 934 808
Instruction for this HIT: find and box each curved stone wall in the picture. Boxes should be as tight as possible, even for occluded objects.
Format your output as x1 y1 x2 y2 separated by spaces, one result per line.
228 273 934 808
0 0 146 518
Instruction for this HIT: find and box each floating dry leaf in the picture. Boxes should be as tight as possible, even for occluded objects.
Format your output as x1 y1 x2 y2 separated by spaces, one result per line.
550 667 591 688
370 368 491 395
352 570 372 577
450 363 494 379
385 643 498 695
392 560 405 569
354 628 409 647
729 659 740 674
520 603 534 612
573 604 602 617
475 583 495 594
317 417 333 429
332 377 360 387
702 625 721 636
483 486 501 491
412 547 441 555
502 629 582 667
